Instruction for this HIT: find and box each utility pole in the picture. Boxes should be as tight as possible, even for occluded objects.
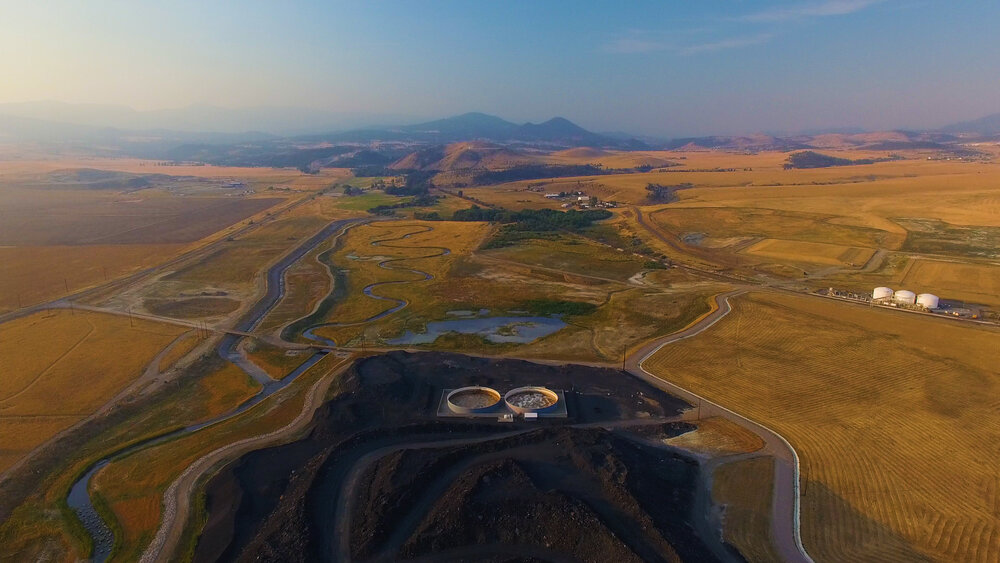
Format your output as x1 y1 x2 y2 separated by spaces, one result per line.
64 278 69 294
621 345 626 371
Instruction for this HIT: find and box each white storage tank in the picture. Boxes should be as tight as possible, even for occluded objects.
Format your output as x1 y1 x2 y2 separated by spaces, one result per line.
872 287 893 300
893 289 916 305
916 293 940 309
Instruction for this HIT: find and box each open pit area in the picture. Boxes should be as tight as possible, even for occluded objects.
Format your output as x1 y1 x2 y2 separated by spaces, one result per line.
193 351 739 562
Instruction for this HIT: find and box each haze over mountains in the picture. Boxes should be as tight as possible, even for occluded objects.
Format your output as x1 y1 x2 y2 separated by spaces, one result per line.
1 101 999 159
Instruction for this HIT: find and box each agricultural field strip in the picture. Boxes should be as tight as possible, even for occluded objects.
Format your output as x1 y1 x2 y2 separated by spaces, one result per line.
0 190 314 327
626 289 814 563
0 326 197 482
0 318 96 404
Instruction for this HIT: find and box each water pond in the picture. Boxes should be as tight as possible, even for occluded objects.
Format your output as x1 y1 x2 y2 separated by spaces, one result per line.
388 316 566 345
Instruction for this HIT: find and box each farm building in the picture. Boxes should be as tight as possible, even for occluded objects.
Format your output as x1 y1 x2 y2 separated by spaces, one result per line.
893 290 917 305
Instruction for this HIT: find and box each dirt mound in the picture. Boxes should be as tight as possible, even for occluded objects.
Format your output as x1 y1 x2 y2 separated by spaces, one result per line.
194 352 737 562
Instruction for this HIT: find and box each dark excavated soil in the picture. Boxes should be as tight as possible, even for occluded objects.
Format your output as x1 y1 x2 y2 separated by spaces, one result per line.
194 352 744 563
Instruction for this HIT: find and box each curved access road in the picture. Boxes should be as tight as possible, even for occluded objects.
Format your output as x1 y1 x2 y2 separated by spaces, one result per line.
624 289 814 563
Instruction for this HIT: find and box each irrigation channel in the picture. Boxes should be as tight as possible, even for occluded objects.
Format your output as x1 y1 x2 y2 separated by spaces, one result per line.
66 218 365 562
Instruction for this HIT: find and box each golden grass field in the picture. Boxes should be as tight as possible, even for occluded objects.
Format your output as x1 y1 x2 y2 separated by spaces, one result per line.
643 292 1000 562
649 206 900 250
898 259 1000 307
0 310 186 473
0 244 187 313
712 456 780 563
482 235 647 281
743 239 876 267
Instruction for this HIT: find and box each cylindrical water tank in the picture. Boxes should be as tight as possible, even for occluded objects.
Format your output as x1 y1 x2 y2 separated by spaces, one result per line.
893 290 916 304
916 293 939 309
872 287 893 300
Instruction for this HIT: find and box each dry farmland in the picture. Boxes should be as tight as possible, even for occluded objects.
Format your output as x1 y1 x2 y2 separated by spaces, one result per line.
0 244 187 312
649 206 900 250
712 456 781 563
898 259 1000 307
743 239 876 267
643 292 1000 562
0 188 282 245
0 310 186 473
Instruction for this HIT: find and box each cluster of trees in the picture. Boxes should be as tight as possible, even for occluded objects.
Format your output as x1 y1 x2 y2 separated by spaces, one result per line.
470 163 664 186
470 164 607 185
451 205 611 229
352 166 395 177
385 170 435 196
784 151 899 169
448 205 612 248
367 194 438 215
645 183 693 203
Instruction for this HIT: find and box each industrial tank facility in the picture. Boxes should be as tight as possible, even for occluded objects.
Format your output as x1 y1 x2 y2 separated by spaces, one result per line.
505 386 560 414
873 286 894 301
893 289 916 304
917 293 940 309
446 386 502 414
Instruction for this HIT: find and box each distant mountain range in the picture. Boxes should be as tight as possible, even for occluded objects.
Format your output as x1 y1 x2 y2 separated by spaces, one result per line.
1 102 999 163
305 112 643 148
939 113 1000 136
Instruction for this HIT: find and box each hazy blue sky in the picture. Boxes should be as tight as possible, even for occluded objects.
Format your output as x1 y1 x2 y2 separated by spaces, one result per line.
2 0 999 135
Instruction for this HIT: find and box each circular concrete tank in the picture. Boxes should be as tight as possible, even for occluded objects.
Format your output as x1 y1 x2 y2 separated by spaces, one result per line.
447 386 502 414
504 386 559 414
873 286 893 300
916 293 940 309
893 290 916 304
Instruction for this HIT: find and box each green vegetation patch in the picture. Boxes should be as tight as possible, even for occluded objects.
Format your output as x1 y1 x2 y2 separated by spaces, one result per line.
516 299 598 317
448 205 612 248
784 151 900 169
895 217 1000 258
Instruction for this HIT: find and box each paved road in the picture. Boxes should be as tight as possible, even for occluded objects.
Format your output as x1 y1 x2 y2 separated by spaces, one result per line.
624 289 814 563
